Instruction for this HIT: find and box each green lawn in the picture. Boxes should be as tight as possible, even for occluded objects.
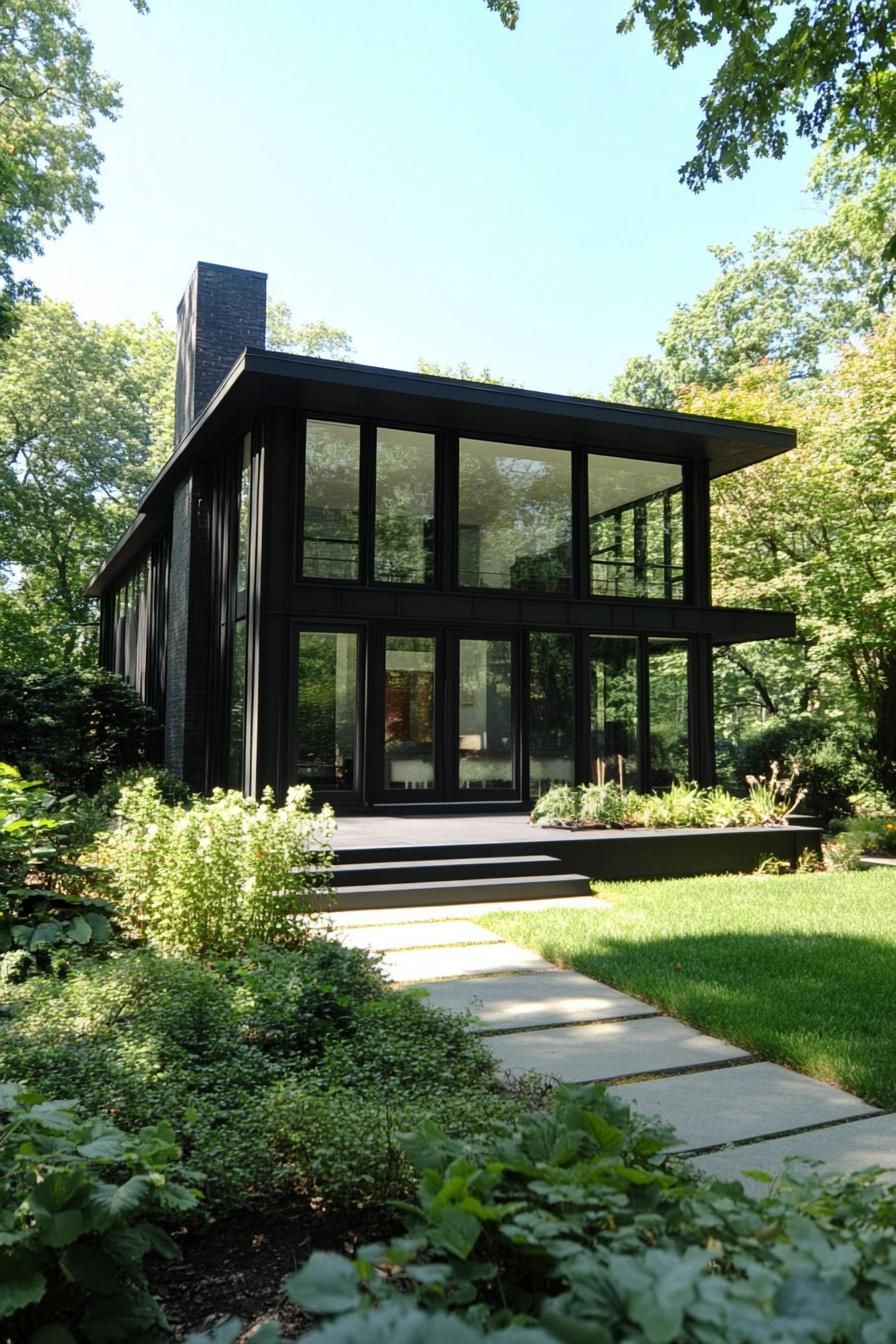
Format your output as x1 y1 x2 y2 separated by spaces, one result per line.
477 869 896 1108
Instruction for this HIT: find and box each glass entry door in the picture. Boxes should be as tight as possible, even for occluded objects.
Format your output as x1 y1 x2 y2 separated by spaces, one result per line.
381 634 438 794
455 636 516 796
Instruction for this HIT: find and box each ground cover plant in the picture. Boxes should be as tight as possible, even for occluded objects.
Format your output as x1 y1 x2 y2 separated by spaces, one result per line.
477 868 896 1109
191 1082 896 1344
0 763 115 981
530 766 804 831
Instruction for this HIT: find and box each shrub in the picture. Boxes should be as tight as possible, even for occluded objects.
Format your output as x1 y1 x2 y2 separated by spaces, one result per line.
530 785 579 827
724 715 878 823
576 781 631 827
0 763 116 981
98 779 335 957
531 771 804 831
0 1083 199 1343
0 945 517 1212
0 668 160 795
279 1082 896 1344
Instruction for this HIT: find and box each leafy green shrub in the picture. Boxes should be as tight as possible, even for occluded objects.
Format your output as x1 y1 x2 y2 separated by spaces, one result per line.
0 944 517 1211
0 763 116 981
576 781 631 827
724 715 878 823
268 994 522 1204
277 1082 896 1344
635 780 705 827
0 1083 198 1343
98 779 335 956
530 785 578 827
0 668 160 796
67 766 193 851
531 771 804 831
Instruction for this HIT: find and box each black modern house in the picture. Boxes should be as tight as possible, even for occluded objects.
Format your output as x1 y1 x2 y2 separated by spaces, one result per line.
89 262 796 811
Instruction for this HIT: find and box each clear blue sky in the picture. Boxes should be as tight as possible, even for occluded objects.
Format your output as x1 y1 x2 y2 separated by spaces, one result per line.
30 0 819 395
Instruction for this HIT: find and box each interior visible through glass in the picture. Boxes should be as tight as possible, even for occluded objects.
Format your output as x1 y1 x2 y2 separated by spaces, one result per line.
589 455 683 599
296 630 358 790
648 638 690 787
302 421 361 580
528 632 575 795
374 429 435 584
458 439 572 591
384 635 436 789
590 635 638 788
458 638 513 789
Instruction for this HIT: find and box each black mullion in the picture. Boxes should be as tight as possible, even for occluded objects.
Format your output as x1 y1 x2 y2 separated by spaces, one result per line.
440 431 458 592
359 422 375 587
294 416 307 582
520 632 531 801
574 452 589 599
637 635 650 792
575 629 591 787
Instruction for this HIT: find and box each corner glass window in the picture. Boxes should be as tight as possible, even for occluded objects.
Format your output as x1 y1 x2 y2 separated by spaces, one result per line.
648 638 690 788
302 421 361 581
458 439 572 591
374 429 435 584
589 455 683 600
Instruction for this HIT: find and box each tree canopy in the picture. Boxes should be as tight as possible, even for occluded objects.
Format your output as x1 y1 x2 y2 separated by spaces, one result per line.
0 0 144 337
0 300 173 666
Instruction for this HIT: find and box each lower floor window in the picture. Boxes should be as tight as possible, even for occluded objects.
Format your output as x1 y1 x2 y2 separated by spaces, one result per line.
293 624 694 799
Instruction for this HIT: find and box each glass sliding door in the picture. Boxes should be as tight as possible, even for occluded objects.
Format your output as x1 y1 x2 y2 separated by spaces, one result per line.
648 638 690 787
590 636 639 789
458 638 514 791
383 635 436 791
296 630 359 792
528 632 575 796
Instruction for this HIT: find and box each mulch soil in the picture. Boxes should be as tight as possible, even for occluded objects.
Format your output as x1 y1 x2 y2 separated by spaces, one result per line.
148 1197 399 1340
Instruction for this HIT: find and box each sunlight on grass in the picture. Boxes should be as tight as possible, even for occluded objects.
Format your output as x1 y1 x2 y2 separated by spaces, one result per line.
477 870 896 1108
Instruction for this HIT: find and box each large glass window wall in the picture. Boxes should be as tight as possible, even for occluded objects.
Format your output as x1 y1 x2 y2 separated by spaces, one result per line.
384 635 436 790
296 630 359 791
648 638 690 789
590 636 639 789
528 632 575 796
589 455 684 600
458 439 572 592
374 429 435 584
458 638 514 790
301 421 361 581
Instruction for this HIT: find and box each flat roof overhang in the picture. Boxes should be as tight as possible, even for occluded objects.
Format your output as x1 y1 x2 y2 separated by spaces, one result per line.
87 349 796 597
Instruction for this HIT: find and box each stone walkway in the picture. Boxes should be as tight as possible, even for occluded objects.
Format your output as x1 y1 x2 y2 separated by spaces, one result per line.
331 895 896 1189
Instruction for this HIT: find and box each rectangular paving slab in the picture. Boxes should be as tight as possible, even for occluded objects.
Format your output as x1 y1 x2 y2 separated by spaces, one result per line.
420 970 654 1030
381 942 556 983
609 1062 879 1153
483 1016 749 1083
337 920 503 951
327 896 604 927
692 1113 896 1190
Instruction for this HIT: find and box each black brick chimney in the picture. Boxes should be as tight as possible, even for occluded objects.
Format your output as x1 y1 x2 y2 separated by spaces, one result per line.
174 261 267 444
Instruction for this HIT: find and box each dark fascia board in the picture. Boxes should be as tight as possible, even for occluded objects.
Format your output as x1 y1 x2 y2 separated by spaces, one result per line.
87 348 796 596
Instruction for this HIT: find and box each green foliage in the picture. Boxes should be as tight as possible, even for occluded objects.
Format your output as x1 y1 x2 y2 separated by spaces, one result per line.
0 0 147 335
265 299 354 358
98 779 334 957
616 3 896 199
0 942 516 1211
0 300 175 665
0 1082 197 1343
0 668 160 794
0 764 115 981
236 1082 896 1343
531 773 803 831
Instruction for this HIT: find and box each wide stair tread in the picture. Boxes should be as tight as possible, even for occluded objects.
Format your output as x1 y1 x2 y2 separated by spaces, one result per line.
331 854 563 886
332 872 592 911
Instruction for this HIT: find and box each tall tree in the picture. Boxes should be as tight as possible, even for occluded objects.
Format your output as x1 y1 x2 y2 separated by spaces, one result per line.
266 300 354 358
0 300 174 666
0 0 146 337
611 150 896 405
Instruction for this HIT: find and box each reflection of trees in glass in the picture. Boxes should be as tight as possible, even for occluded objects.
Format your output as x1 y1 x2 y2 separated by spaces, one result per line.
590 636 638 787
384 636 435 788
235 433 252 596
649 639 690 788
296 631 358 789
302 422 361 581
529 633 575 794
227 620 247 789
374 431 434 584
459 639 513 789
589 456 683 599
458 440 571 591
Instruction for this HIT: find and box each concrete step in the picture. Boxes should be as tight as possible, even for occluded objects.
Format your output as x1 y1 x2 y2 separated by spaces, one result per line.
331 853 563 887
332 872 593 911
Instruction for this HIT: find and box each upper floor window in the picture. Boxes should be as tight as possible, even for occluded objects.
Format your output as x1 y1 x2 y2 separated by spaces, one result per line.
302 421 361 581
458 439 572 592
374 428 435 584
588 455 684 600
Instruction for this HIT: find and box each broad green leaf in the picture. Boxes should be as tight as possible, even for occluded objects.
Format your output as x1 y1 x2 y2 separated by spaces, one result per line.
0 1269 46 1316
67 914 93 944
287 1251 363 1315
89 1175 151 1221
